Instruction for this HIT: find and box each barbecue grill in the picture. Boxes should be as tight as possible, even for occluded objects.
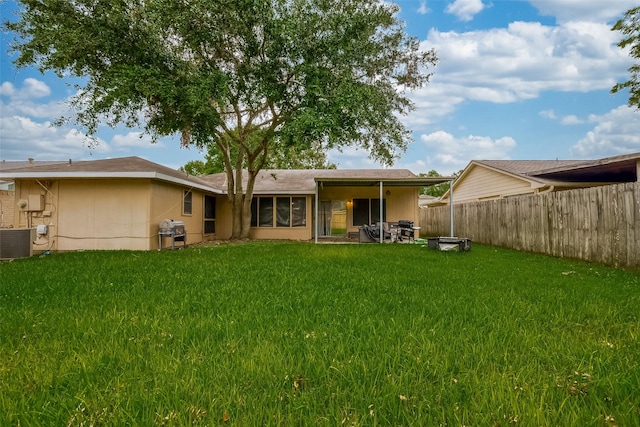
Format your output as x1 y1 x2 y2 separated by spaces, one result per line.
158 219 187 250
397 220 420 242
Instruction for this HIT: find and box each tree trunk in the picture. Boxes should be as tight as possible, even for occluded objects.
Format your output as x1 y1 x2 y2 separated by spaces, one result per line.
239 170 259 239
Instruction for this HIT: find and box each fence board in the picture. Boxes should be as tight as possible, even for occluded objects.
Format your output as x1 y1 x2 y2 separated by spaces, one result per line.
420 182 640 268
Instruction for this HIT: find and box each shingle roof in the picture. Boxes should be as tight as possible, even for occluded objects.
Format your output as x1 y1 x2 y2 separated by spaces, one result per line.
475 152 640 183
0 156 220 193
0 160 67 171
200 168 442 194
475 160 586 177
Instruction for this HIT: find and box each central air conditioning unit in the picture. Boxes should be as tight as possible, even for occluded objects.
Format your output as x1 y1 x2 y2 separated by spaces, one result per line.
0 228 36 259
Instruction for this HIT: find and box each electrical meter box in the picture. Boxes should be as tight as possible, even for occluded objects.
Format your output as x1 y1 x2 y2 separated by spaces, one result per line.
28 194 45 211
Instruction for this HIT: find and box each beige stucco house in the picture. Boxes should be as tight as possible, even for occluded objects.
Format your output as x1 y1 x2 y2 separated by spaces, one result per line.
203 169 444 241
1 157 221 251
432 152 640 205
0 156 446 253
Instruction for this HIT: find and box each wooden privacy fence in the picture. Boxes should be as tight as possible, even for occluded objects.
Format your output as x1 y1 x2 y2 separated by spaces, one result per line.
420 182 640 268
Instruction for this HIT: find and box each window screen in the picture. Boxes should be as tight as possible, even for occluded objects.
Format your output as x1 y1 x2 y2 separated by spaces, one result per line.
276 197 291 227
291 197 306 227
204 195 216 234
371 198 387 224
251 197 258 227
183 190 192 215
259 197 273 227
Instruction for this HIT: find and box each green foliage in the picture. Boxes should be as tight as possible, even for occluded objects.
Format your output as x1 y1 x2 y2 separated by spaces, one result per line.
612 6 640 107
182 138 336 175
419 169 462 197
1 243 639 425
5 0 437 238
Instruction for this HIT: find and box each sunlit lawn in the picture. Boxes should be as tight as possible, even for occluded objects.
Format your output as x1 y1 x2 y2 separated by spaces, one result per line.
1 242 639 425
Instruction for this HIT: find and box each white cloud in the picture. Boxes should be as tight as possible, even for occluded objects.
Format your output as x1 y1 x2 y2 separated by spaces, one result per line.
417 1 430 15
0 115 110 160
428 21 629 93
22 78 51 98
327 146 386 169
0 82 16 97
560 115 583 125
410 19 633 122
111 131 162 149
540 110 584 125
419 130 516 172
571 105 640 158
0 78 70 119
528 0 637 24
445 0 485 22
539 109 557 120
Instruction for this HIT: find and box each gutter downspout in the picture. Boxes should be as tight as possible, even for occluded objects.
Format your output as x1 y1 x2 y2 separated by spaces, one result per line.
538 185 555 194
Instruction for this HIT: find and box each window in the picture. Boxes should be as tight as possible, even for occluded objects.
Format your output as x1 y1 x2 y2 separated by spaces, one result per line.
291 197 306 227
276 197 291 227
352 198 386 226
371 198 387 224
183 190 192 215
353 198 370 226
259 197 274 227
204 195 216 234
251 196 306 228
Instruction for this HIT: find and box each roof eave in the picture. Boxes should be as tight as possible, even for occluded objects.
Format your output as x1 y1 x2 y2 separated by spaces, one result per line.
1 171 223 194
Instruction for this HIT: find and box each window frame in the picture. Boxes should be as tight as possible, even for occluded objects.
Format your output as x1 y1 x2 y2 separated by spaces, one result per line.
352 198 386 226
182 190 193 216
251 196 307 228
204 195 216 234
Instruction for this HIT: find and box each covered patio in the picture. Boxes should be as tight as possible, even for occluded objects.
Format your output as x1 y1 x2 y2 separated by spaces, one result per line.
313 174 454 244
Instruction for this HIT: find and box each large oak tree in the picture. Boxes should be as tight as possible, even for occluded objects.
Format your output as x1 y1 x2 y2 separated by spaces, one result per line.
6 0 437 239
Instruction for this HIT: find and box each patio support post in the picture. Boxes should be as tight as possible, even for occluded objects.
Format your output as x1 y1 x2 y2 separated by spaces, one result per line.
449 180 454 237
379 181 384 243
315 181 319 244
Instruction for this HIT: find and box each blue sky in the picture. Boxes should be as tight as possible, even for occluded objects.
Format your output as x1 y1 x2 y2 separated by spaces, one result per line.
1 0 639 174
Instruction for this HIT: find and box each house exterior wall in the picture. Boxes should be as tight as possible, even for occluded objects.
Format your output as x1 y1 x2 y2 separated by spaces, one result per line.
12 179 61 251
214 185 420 242
248 195 313 240
0 189 15 228
450 165 535 204
56 179 152 250
13 178 214 252
319 185 419 233
149 181 213 248
215 195 233 240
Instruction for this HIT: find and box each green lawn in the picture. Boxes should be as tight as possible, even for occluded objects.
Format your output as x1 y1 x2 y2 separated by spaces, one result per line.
1 242 639 426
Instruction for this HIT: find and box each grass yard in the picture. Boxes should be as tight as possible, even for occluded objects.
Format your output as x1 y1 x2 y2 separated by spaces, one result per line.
1 242 639 426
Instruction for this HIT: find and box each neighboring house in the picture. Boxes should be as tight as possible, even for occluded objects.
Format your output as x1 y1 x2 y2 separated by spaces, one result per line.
432 152 640 205
0 157 448 252
418 194 438 208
